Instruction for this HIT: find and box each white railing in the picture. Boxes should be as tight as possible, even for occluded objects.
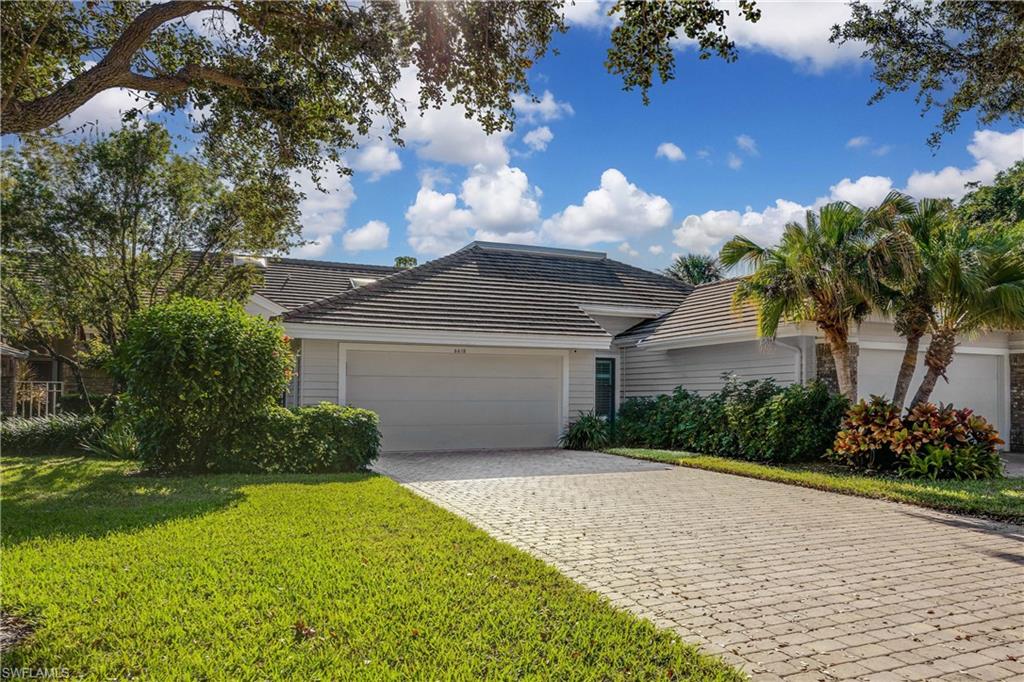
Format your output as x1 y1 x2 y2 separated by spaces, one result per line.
14 381 63 418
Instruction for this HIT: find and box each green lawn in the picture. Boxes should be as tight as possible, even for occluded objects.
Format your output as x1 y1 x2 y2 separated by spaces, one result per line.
607 448 1024 524
1 456 741 681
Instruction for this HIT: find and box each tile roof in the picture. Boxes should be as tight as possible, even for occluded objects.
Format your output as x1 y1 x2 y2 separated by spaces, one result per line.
256 257 398 310
283 242 691 337
615 278 758 346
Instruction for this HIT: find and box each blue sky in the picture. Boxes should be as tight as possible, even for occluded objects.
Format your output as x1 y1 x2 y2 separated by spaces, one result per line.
39 2 1024 268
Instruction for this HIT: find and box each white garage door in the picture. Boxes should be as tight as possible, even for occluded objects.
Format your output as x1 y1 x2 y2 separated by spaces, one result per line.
345 348 563 452
858 348 1006 440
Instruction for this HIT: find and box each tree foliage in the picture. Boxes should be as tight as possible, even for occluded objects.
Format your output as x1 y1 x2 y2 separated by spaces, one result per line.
0 123 300 401
0 1 759 175
720 196 915 399
832 0 1024 147
662 253 724 285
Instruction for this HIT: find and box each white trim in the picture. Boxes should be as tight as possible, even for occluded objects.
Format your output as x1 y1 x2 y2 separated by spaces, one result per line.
774 338 803 384
284 322 612 350
246 293 288 317
858 340 1010 356
579 304 673 319
337 344 347 404
561 351 571 429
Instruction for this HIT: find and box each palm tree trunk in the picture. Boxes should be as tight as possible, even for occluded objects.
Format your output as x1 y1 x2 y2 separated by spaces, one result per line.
891 330 923 407
823 328 856 400
910 328 957 408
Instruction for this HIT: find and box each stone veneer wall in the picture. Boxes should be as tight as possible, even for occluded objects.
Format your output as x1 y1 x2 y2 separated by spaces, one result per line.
815 342 858 396
1011 353 1023 452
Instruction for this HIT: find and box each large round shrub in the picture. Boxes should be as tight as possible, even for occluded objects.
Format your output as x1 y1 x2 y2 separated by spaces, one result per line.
115 298 293 472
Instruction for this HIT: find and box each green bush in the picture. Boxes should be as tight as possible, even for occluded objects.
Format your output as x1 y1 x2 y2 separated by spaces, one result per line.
1 413 105 456
560 412 611 450
240 403 380 473
614 378 846 463
829 398 1005 479
81 420 139 460
899 444 1003 481
114 298 294 473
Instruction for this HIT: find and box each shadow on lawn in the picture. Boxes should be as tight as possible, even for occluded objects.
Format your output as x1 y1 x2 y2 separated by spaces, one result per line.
1 455 372 546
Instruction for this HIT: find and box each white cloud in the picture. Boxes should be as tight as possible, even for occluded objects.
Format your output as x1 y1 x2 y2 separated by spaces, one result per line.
523 126 554 152
727 153 743 170
349 142 401 181
673 199 806 254
905 129 1024 201
405 185 475 255
846 136 871 149
736 134 758 155
542 168 672 246
289 170 356 258
460 165 542 236
827 175 894 208
398 68 510 168
697 148 712 160
561 0 616 28
513 90 574 123
57 84 161 134
872 145 892 157
649 245 665 256
405 165 542 255
720 3 859 72
341 219 389 252
618 242 640 258
656 142 686 162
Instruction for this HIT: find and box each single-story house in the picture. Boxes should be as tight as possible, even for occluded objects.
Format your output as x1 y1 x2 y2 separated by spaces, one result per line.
243 241 1022 453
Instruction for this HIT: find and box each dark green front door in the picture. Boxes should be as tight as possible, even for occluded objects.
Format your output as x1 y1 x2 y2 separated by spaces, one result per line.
595 358 616 422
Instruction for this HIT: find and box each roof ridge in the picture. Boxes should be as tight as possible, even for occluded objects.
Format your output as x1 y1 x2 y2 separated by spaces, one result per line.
268 256 397 271
282 245 478 319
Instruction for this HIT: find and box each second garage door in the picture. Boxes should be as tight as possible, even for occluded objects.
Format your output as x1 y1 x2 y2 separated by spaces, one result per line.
345 348 563 452
858 348 1007 439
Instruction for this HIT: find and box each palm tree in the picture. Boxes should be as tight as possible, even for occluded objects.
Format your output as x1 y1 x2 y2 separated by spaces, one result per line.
872 197 951 406
663 253 724 285
720 197 913 399
909 225 1024 406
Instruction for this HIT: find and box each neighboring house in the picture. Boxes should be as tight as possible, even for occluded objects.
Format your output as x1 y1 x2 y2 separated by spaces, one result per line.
268 241 1022 453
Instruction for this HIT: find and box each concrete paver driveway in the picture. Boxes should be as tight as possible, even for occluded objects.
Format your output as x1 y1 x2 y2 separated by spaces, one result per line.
374 450 1024 681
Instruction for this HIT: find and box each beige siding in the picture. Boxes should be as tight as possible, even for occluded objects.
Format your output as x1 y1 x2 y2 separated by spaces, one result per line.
568 349 596 418
300 339 339 405
622 340 800 398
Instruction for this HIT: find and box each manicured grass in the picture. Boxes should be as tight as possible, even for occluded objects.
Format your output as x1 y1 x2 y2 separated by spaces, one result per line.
1 456 741 681
607 448 1024 524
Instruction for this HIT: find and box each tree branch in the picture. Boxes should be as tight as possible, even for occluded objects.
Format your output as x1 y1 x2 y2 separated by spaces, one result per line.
1 1 226 134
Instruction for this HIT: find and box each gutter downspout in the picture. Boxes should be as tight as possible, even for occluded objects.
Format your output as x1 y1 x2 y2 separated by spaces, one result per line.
774 338 804 384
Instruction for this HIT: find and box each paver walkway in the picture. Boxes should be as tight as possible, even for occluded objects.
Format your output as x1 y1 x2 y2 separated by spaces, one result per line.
374 450 1024 681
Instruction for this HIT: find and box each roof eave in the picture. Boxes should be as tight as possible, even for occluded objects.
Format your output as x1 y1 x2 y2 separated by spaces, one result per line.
283 321 614 350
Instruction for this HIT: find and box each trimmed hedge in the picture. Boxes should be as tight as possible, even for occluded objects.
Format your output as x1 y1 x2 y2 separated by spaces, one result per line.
1 413 105 456
239 403 381 473
614 378 847 463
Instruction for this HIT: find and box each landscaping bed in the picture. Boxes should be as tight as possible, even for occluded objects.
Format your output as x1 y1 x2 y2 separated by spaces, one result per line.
1 455 741 680
607 448 1024 524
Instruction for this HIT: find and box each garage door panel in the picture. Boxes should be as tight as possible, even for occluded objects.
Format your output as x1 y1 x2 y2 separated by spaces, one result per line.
348 350 561 379
345 348 563 452
858 348 1005 440
383 424 560 452
347 376 561 402
352 398 559 427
